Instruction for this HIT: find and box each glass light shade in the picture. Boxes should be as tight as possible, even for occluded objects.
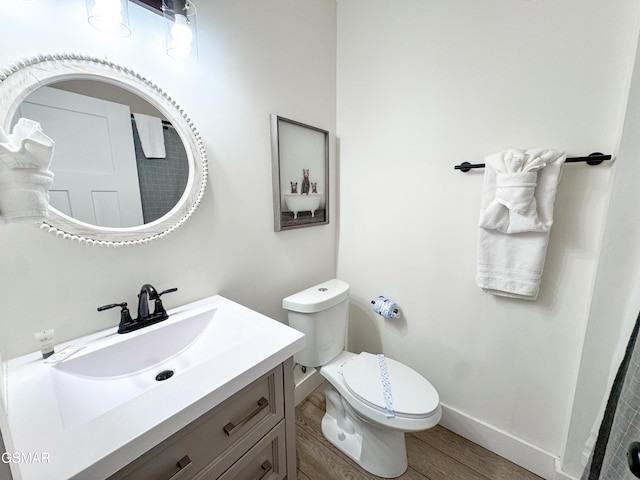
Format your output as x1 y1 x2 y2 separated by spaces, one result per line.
86 0 131 37
163 0 198 62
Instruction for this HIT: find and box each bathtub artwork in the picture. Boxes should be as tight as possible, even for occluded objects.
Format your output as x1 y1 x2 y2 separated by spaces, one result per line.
284 169 323 219
270 114 329 231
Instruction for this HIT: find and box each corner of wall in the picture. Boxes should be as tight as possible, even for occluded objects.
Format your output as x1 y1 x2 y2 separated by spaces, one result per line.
559 7 640 476
0 354 14 480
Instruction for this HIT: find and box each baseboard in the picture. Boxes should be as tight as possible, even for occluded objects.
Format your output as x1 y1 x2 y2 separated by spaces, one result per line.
293 365 323 406
439 403 559 480
552 460 580 480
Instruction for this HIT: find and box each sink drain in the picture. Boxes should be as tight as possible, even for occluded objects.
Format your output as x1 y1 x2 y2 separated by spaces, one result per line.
155 370 174 381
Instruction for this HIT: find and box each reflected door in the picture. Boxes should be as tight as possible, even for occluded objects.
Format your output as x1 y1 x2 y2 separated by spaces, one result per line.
17 86 144 227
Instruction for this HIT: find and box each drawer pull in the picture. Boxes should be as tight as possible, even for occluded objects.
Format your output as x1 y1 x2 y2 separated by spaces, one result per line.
223 396 269 436
167 455 192 480
257 460 273 480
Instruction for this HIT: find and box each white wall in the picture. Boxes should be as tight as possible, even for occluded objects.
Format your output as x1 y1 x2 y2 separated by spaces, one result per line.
0 1 337 357
563 29 640 477
336 0 639 478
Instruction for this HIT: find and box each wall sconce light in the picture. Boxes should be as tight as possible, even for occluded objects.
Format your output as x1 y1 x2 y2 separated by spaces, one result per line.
86 0 131 37
162 0 198 62
87 0 198 62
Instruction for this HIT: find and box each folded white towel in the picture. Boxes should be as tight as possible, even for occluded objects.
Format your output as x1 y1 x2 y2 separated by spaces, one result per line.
0 118 55 224
476 148 566 299
0 168 55 224
133 113 166 159
0 118 55 169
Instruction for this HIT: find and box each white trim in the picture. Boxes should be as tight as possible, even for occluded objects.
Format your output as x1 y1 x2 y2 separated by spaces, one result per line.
294 366 323 406
439 402 558 479
553 459 580 480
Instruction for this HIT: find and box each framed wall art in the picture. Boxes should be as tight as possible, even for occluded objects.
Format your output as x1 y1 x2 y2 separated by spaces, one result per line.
270 114 329 231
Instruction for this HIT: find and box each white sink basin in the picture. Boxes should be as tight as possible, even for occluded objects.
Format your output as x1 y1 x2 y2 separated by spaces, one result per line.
50 303 257 428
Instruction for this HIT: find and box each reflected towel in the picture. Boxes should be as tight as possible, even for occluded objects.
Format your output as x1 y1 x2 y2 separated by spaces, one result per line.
133 113 166 159
476 149 566 299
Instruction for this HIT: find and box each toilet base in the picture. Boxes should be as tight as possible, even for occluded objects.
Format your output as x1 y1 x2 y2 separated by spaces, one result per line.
321 384 408 478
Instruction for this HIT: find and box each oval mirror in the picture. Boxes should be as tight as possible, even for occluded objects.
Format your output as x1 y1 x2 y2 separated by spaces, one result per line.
0 53 208 247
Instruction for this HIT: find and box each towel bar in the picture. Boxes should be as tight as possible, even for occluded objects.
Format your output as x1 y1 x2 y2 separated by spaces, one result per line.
130 113 173 130
454 152 612 172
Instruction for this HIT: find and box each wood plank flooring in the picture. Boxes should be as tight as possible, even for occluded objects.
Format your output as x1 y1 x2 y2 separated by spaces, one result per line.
295 387 543 480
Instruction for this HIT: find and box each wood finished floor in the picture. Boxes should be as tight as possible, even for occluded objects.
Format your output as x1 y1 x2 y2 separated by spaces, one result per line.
295 387 543 480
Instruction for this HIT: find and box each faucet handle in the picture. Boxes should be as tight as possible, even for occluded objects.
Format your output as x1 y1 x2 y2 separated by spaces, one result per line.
153 287 178 317
158 287 178 297
97 302 135 333
97 302 128 312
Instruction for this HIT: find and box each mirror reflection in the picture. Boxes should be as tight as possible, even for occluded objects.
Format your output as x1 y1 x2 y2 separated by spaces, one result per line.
14 80 189 228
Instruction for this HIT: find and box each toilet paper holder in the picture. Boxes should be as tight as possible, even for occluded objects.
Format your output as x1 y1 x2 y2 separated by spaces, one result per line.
371 297 400 318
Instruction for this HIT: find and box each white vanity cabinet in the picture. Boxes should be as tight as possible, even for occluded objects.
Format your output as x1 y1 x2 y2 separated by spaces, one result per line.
108 359 296 480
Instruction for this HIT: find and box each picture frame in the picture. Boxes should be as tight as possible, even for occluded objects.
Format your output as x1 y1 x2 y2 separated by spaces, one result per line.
270 114 329 231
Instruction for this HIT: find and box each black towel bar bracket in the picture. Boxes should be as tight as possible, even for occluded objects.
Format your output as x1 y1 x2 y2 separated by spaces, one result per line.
454 152 612 172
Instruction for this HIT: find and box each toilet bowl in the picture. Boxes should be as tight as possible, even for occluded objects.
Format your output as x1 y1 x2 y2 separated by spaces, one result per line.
283 279 441 478
319 351 441 477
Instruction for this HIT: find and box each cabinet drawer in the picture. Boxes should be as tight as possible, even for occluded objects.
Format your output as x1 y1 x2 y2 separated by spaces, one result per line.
109 365 284 480
207 421 286 480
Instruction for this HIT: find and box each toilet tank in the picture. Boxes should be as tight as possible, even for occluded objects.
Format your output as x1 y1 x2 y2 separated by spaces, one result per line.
282 279 350 367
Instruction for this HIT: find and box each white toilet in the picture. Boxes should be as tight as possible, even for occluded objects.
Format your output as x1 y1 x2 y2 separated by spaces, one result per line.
283 279 441 478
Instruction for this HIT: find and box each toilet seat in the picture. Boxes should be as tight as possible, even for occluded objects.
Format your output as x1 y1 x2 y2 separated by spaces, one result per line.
342 352 439 420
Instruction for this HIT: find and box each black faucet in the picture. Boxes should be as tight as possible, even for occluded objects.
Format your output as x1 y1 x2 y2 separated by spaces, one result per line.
98 284 178 334
137 284 159 321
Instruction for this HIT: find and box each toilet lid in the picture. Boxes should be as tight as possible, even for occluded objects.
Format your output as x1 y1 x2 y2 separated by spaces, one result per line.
342 352 439 419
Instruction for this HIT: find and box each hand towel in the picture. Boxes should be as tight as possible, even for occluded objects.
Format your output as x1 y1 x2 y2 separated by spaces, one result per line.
476 148 566 300
0 118 55 224
0 168 54 224
0 118 55 169
133 113 166 159
478 149 550 233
